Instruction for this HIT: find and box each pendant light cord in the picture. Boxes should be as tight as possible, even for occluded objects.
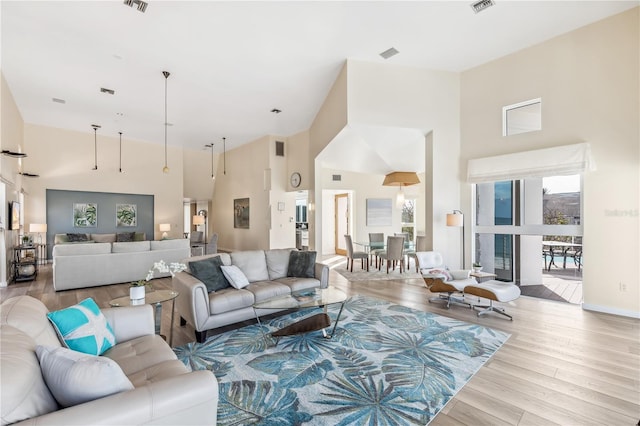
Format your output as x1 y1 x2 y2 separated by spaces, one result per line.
211 143 214 179
91 124 100 170
223 137 226 175
162 71 170 173
119 132 123 172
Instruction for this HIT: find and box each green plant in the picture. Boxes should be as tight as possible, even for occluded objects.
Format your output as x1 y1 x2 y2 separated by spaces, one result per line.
473 262 482 268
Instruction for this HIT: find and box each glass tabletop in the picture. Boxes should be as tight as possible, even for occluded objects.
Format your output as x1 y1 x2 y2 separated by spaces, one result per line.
253 286 347 310
109 289 179 307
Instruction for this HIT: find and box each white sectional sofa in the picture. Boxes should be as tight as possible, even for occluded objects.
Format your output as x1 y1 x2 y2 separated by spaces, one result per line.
173 249 329 343
52 239 190 291
0 295 218 425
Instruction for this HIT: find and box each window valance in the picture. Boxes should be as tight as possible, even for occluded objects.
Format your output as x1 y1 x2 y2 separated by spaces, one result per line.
467 143 595 183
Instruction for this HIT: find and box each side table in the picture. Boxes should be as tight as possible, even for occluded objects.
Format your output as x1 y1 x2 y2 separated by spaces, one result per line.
470 271 497 283
109 289 179 346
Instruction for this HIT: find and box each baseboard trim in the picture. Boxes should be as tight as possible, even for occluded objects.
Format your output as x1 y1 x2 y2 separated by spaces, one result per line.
582 303 640 319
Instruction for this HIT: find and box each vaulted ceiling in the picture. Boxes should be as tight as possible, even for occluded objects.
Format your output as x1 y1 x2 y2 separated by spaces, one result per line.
2 1 636 170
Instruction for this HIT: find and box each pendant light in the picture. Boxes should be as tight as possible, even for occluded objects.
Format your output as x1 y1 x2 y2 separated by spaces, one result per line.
91 124 101 170
118 131 123 173
162 70 170 173
222 136 226 175
205 143 214 179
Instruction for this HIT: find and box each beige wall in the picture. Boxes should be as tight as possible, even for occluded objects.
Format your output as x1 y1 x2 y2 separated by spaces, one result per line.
210 135 271 251
1 73 26 286
460 8 639 316
21 124 185 242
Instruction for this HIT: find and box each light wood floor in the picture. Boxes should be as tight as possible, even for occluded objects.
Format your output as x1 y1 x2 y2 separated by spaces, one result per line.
2 265 639 425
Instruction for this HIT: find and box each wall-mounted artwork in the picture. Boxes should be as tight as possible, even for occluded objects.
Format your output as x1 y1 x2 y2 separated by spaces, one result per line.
9 201 20 230
73 203 97 227
116 204 137 227
234 198 250 229
366 198 392 226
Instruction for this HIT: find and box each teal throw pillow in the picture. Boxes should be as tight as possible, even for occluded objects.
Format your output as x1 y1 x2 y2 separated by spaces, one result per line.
287 250 317 278
189 256 231 292
47 298 115 356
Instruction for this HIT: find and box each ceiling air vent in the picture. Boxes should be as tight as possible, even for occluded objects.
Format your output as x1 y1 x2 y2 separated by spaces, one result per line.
379 47 399 60
470 0 494 14
275 141 284 157
100 87 115 95
332 174 342 182
52 98 66 104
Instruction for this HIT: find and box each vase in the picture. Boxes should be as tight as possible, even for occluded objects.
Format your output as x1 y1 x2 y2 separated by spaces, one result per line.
130 286 145 301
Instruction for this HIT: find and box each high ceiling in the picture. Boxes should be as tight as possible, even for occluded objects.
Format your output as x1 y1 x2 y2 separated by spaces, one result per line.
2 1 636 163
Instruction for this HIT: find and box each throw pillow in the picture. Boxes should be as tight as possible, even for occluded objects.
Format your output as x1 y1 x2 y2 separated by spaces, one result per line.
429 269 453 281
66 233 88 242
115 232 136 242
47 298 116 355
220 265 250 289
36 345 134 408
287 250 316 278
189 256 231 292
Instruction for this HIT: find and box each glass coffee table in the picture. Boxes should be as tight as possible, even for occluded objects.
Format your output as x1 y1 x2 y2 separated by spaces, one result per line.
252 286 348 346
109 289 179 346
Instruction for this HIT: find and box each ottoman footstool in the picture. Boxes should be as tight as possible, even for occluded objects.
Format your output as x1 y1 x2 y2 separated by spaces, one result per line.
464 280 521 320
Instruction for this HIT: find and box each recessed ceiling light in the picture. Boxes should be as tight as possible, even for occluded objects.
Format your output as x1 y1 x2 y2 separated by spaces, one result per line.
116 112 124 117
271 108 282 114
100 87 115 95
380 47 399 60
52 97 66 104
470 0 495 14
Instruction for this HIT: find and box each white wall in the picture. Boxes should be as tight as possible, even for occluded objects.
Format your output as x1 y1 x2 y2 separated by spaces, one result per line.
460 8 639 316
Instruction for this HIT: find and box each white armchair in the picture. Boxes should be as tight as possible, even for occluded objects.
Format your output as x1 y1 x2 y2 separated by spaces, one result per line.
416 251 476 309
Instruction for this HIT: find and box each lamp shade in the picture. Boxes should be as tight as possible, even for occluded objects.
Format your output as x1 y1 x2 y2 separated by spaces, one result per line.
446 211 463 227
382 171 420 187
159 223 171 232
193 215 205 225
29 223 47 233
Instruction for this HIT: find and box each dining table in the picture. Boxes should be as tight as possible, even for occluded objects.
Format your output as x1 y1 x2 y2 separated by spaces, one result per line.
542 240 582 271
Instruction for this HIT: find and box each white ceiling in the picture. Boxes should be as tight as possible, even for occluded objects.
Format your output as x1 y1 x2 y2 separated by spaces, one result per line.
2 1 637 173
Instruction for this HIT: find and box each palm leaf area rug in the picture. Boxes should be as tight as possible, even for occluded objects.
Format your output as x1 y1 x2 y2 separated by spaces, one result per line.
174 295 510 426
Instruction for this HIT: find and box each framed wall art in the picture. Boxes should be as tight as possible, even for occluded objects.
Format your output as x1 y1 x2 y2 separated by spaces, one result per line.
234 198 250 229
116 203 137 227
366 198 392 226
73 203 97 227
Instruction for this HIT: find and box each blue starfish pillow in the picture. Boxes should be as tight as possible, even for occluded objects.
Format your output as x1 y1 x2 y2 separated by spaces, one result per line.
47 298 116 355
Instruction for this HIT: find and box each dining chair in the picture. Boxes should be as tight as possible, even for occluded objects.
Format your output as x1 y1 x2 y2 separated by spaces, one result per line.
368 233 385 268
344 234 369 272
205 233 218 255
190 231 205 256
407 235 428 272
378 236 405 273
394 232 412 269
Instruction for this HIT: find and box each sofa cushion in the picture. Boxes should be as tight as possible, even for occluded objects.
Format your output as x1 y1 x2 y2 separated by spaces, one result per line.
245 281 291 303
102 334 177 377
220 265 250 289
0 326 58 425
230 250 269 282
125 359 189 387
67 232 89 242
47 298 116 355
134 232 146 241
274 277 321 293
189 256 231 292
35 345 134 408
287 250 317 278
112 241 151 253
0 295 62 347
265 249 293 280
208 288 255 315
52 242 111 256
150 238 189 251
90 233 116 243
116 232 136 242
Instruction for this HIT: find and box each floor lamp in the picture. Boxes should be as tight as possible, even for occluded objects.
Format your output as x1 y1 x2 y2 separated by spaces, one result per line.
193 211 207 252
446 210 464 269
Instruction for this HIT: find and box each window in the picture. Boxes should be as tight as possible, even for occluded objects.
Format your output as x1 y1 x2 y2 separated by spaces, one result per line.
503 98 541 136
401 199 415 241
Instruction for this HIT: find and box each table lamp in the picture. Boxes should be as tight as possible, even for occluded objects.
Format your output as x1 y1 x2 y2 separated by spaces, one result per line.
159 223 171 240
29 223 47 244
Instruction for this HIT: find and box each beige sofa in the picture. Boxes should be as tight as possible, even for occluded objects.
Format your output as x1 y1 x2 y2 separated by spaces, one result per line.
52 239 190 291
0 295 218 425
173 249 329 343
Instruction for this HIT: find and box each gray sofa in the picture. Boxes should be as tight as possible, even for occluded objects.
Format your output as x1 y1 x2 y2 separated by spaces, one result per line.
52 239 190 291
173 249 329 343
0 295 218 425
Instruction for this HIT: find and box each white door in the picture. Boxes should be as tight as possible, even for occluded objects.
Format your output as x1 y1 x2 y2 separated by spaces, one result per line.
335 193 349 255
